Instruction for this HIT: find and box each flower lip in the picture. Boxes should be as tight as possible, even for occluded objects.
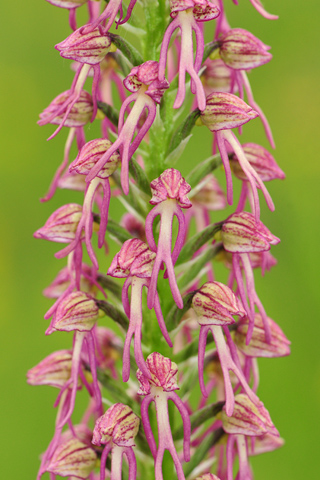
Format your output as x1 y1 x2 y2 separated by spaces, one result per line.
92 403 140 447
69 139 120 179
221 211 280 254
137 352 179 395
219 28 272 70
56 27 112 65
200 92 259 132
150 168 192 208
170 0 220 21
192 281 246 326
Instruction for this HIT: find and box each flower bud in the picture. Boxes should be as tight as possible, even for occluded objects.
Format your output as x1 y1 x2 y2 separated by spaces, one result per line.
192 175 226 211
200 92 258 131
108 239 155 278
219 29 272 70
192 281 246 326
221 212 280 253
137 352 179 395
92 403 140 447
124 61 169 103
69 139 120 179
51 291 99 332
47 438 97 479
150 168 192 208
39 90 93 127
46 0 88 9
56 28 112 65
34 204 83 243
222 394 278 436
235 314 291 358
170 0 220 21
230 143 285 182
27 350 73 388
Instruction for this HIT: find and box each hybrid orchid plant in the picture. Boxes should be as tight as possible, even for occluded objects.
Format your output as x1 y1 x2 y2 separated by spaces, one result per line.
29 1 289 479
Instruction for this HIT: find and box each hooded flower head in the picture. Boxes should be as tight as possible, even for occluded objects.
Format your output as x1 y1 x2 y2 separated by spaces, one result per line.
92 403 140 447
200 92 258 132
50 291 99 333
43 264 97 298
46 438 97 479
56 27 113 65
221 212 280 253
219 28 272 70
27 350 74 388
34 204 83 243
70 139 120 179
137 352 179 395
150 169 192 208
108 239 156 278
123 61 169 103
230 143 285 182
39 90 93 127
222 394 279 437
235 314 291 357
170 0 220 21
192 281 246 326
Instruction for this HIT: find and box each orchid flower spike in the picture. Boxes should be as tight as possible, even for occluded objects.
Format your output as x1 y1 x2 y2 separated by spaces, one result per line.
192 281 259 415
199 91 274 220
108 239 173 382
55 139 120 269
92 403 140 480
46 291 102 429
159 0 220 110
221 211 280 343
137 353 191 480
86 61 169 194
146 168 192 310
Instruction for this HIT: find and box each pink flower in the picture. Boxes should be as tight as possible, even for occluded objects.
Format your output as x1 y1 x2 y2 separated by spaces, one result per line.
192 282 258 415
138 353 190 480
108 239 173 382
159 0 220 110
146 169 191 309
85 61 169 195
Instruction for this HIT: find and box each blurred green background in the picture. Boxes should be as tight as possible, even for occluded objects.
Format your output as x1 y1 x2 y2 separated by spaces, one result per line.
1 0 319 478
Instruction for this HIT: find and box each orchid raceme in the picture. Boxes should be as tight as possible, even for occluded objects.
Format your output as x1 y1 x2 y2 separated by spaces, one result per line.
31 2 288 480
